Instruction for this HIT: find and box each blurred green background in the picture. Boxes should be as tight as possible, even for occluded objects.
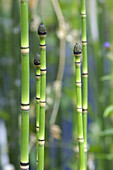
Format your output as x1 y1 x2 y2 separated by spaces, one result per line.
0 0 113 170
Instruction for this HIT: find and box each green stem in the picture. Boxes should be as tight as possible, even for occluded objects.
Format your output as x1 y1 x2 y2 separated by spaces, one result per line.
20 0 29 169
34 53 41 168
73 43 85 170
81 0 88 168
38 23 47 170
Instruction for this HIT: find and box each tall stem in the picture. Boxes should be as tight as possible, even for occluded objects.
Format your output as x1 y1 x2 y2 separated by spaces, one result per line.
20 0 29 169
34 53 41 169
38 23 47 170
73 43 85 170
81 0 88 169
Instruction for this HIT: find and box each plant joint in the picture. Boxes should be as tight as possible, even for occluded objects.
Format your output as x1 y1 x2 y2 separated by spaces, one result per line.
81 13 86 18
36 97 40 101
76 82 82 86
82 41 87 45
40 44 46 49
82 73 88 77
21 47 29 54
38 139 45 145
21 103 30 111
20 162 29 169
78 138 84 143
36 126 39 132
75 62 81 66
82 109 88 113
41 69 47 74
40 101 46 107
77 108 82 112
36 74 41 79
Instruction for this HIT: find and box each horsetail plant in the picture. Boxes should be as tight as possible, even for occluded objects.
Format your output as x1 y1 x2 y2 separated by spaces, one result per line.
38 23 47 170
81 0 88 168
73 43 85 170
20 0 29 169
34 53 41 168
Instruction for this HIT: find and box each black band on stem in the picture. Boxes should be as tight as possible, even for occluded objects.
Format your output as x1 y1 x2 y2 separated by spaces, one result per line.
36 74 41 77
40 69 47 71
38 139 45 142
36 97 40 100
21 47 29 49
83 109 88 111
82 73 88 75
20 162 29 166
82 41 87 43
21 103 29 106
75 62 81 64
40 44 46 47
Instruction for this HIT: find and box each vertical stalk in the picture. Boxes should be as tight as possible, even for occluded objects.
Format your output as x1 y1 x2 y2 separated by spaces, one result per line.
81 0 88 168
73 43 85 170
20 0 29 169
34 53 41 168
38 23 47 170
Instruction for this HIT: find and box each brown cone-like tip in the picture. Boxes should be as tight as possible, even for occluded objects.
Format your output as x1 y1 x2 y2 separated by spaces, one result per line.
38 23 47 36
34 52 40 65
73 43 82 55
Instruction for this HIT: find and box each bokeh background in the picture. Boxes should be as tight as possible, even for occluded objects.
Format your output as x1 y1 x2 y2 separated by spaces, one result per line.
0 0 113 170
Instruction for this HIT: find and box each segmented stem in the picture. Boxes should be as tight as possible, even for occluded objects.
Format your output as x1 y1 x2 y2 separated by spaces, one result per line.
38 23 47 170
34 53 41 168
81 0 88 168
74 43 85 170
20 0 29 169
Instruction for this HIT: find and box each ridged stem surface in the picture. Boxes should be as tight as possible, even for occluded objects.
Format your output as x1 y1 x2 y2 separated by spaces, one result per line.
74 50 85 170
20 0 29 169
38 35 46 170
36 65 41 168
81 0 88 169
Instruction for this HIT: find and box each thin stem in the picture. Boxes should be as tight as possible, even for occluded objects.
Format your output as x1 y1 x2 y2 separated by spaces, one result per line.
34 53 41 169
81 0 88 169
56 38 66 81
51 0 64 25
73 43 85 170
38 23 47 170
50 0 66 125
50 38 66 125
20 0 29 169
